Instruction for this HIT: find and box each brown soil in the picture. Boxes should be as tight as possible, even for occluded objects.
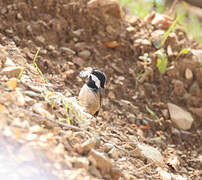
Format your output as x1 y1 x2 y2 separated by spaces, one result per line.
0 0 201 179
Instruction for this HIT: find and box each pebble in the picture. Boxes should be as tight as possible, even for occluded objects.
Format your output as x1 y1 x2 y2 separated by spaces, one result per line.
1 66 24 78
103 143 114 153
189 107 202 118
75 42 86 51
4 57 15 67
72 157 89 170
73 29 83 37
78 139 96 154
78 50 91 60
33 103 54 120
191 49 202 64
60 47 76 55
185 68 193 80
108 147 119 160
36 36 45 44
157 168 171 180
88 149 112 174
172 79 185 96
135 143 164 167
196 67 202 86
167 103 194 130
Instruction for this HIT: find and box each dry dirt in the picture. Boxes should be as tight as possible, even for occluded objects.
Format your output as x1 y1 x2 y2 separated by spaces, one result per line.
0 0 202 179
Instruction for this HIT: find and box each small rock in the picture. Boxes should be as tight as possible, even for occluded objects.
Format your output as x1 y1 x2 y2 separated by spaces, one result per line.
72 57 85 67
33 103 54 120
1 66 24 78
108 147 119 160
157 168 172 180
36 36 45 44
108 91 116 99
47 45 55 51
189 107 202 118
135 143 164 167
167 103 194 130
185 68 193 81
172 79 185 96
16 13 23 20
166 66 180 79
15 89 25 106
189 81 201 96
78 139 96 154
110 167 123 180
4 57 15 67
126 26 135 32
167 45 173 57
134 39 151 46
191 49 202 65
78 50 91 60
88 149 112 174
75 42 86 51
196 67 202 87
6 78 18 90
73 29 83 37
22 47 34 59
167 156 180 171
72 157 89 170
63 69 75 79
5 29 14 36
172 174 187 180
60 47 76 55
151 30 165 42
103 143 114 152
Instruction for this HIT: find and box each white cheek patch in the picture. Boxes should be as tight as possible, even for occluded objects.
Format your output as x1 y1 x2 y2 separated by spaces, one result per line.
91 74 100 88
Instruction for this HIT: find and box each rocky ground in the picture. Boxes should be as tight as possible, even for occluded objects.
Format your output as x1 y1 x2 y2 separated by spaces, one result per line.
0 0 202 179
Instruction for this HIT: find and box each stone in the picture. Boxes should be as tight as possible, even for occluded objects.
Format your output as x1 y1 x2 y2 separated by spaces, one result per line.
78 139 96 154
191 49 202 65
88 149 112 174
72 157 89 170
196 67 202 87
185 68 193 81
108 147 119 160
60 47 76 55
1 66 24 78
73 29 83 37
103 143 114 152
78 50 91 60
167 103 194 130
157 168 171 180
33 103 54 120
4 57 15 67
172 80 185 96
135 143 164 167
189 107 202 118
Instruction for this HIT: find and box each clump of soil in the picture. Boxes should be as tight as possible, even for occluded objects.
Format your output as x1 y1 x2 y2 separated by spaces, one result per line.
0 0 201 179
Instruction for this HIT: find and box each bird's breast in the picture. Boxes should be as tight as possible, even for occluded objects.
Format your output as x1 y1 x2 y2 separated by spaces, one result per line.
78 84 100 115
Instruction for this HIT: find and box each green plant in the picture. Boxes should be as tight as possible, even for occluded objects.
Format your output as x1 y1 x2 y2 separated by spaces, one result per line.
65 101 71 125
175 48 190 61
33 48 46 83
161 13 185 47
155 49 168 74
146 105 159 119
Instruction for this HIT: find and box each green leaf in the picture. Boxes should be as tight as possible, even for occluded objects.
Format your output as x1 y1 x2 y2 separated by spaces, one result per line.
180 48 189 54
161 14 185 47
146 106 158 119
155 49 168 74
157 58 168 74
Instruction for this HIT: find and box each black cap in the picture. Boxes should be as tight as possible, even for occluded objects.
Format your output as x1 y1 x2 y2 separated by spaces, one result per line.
91 70 106 88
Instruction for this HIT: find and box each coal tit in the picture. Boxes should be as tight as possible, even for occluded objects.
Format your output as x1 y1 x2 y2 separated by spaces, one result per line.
79 69 106 116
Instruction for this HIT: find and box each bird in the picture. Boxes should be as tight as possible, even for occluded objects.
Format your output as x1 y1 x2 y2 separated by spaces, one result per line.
78 69 106 117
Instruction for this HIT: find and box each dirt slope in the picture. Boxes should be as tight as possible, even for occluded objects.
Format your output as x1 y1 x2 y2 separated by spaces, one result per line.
0 0 201 179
